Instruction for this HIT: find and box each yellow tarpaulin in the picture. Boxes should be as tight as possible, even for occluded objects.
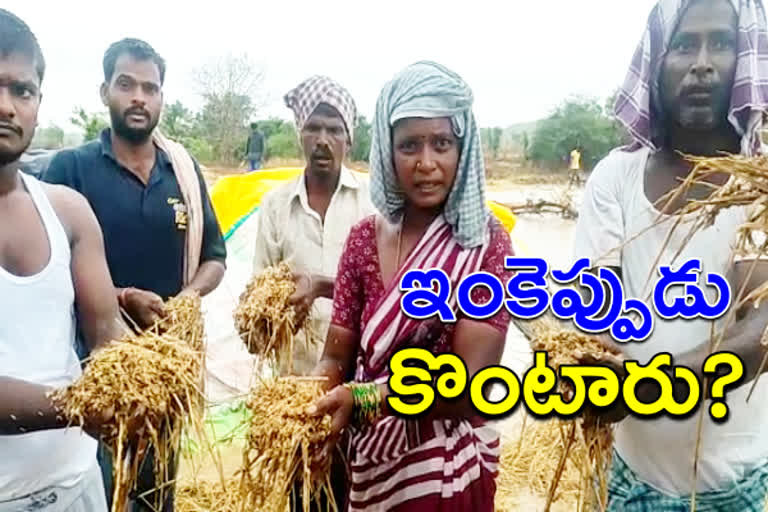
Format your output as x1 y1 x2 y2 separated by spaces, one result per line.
209 167 517 240
210 168 305 238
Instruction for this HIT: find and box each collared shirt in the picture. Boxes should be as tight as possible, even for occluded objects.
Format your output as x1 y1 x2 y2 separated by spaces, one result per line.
253 165 375 374
43 129 226 300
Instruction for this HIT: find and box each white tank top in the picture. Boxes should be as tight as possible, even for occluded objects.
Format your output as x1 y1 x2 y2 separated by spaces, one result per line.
0 172 96 500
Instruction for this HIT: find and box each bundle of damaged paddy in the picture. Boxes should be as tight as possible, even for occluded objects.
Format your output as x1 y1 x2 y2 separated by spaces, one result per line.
501 316 618 512
50 294 206 512
154 293 206 352
234 262 310 373
649 154 768 299
238 376 335 512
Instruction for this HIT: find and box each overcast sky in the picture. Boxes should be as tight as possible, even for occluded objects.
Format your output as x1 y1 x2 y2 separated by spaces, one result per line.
9 0 659 131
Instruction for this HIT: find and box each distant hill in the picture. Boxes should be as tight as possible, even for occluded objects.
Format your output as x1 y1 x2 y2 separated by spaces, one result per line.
494 119 541 157
505 120 540 137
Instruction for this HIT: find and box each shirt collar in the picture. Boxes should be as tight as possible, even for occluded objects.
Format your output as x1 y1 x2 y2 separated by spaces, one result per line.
291 164 360 201
99 128 115 161
99 128 170 168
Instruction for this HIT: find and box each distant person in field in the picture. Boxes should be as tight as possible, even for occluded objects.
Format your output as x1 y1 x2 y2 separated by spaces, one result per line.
569 146 582 184
0 9 129 511
570 147 581 172
572 0 768 510
43 37 227 512
245 122 264 171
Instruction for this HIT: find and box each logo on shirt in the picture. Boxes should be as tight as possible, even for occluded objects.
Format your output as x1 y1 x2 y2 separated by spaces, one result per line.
168 197 188 231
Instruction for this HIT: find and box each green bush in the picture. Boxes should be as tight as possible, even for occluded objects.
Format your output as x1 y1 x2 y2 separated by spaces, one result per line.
30 124 65 149
350 115 372 162
529 96 628 170
70 107 109 143
266 129 301 160
183 137 215 164
481 127 503 159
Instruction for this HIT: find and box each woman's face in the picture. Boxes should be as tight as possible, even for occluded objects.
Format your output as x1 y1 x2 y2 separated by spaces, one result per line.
392 117 459 212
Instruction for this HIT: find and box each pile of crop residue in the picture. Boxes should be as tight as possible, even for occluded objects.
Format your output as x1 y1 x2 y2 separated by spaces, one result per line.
503 316 617 511
238 377 334 512
50 294 206 512
234 262 311 373
176 478 241 512
155 293 205 351
495 416 598 511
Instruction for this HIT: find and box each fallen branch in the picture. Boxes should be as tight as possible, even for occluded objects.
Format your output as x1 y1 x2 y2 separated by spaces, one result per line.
502 199 579 219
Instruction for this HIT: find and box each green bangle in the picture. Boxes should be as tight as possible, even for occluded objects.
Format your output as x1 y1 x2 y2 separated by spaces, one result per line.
344 382 382 426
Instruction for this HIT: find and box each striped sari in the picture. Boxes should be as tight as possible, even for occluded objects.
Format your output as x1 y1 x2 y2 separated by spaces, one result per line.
331 214 514 511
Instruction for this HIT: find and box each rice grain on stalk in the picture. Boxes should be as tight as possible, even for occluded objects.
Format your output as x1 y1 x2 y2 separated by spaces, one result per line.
234 262 312 374
50 293 206 512
510 316 617 512
155 293 206 352
239 377 335 512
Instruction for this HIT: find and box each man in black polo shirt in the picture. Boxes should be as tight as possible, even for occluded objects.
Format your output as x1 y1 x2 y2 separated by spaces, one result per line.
43 38 226 512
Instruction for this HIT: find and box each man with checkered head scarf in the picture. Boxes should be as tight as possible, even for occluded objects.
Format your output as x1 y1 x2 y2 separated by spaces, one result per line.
251 74 373 512
252 75 374 375
572 0 768 509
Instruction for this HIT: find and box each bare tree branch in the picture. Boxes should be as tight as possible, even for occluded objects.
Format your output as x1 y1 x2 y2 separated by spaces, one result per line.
191 54 268 165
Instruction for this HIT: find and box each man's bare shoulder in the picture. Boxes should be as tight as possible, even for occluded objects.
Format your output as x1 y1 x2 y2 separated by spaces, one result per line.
39 182 95 241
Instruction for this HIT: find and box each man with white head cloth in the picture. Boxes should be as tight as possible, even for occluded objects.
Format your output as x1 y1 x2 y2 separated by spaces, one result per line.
573 0 768 509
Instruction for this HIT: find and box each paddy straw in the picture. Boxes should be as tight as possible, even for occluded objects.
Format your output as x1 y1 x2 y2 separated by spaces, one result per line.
177 478 241 512
496 416 595 512
50 293 210 512
502 315 617 512
238 376 335 512
234 262 312 374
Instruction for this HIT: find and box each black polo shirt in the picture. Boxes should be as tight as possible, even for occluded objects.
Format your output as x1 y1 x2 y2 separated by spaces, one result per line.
43 129 226 300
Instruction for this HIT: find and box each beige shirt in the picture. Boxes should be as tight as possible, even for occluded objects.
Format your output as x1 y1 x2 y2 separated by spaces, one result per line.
252 166 375 375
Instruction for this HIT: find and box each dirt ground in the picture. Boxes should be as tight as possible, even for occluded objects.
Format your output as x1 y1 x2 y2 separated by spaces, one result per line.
178 437 245 483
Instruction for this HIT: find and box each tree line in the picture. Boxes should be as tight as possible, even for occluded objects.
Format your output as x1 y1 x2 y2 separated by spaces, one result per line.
33 55 629 173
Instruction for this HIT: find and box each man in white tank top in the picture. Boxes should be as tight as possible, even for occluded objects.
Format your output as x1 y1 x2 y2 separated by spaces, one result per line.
0 9 127 511
573 0 768 510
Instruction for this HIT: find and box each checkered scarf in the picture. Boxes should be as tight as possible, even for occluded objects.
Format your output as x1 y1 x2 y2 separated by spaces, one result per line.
369 61 489 249
284 75 357 143
615 0 768 156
